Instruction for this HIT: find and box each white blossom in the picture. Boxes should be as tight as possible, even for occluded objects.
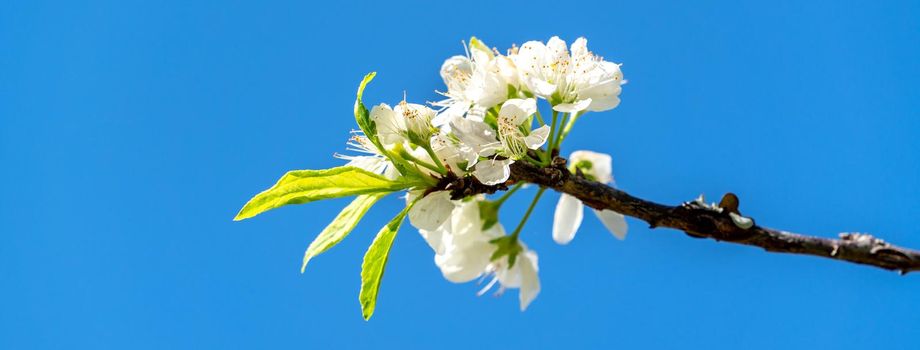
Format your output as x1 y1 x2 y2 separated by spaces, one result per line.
516 36 624 113
479 245 541 311
415 198 541 310
370 103 405 146
433 38 520 126
370 101 437 146
449 115 501 165
334 134 399 179
496 98 550 158
429 133 469 174
330 36 631 314
553 150 628 244
467 98 550 185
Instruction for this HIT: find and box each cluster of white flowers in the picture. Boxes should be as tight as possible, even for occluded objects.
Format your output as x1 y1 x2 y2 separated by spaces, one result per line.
237 36 629 318
337 36 629 310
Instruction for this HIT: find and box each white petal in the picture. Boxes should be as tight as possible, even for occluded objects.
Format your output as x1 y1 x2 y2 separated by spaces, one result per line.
432 102 468 128
581 82 621 112
569 150 613 184
580 62 623 112
546 36 568 58
499 98 537 125
408 191 455 231
552 98 592 113
382 164 400 180
449 200 486 244
440 55 472 88
473 159 512 185
570 37 588 58
342 155 385 174
524 125 550 149
527 77 557 97
553 194 584 244
435 240 495 283
592 209 628 240
515 40 546 78
450 115 498 154
370 104 403 145
495 55 520 87
419 228 446 254
518 251 540 311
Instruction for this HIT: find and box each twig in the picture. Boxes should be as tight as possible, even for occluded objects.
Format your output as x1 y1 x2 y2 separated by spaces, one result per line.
498 158 920 274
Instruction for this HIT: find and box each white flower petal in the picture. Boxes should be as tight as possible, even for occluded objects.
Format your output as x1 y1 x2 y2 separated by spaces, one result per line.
341 155 386 174
552 98 592 113
524 125 550 149
546 36 568 59
570 37 588 58
370 104 403 145
435 240 494 283
528 77 557 97
440 55 472 88
473 159 512 185
570 150 613 184
581 83 621 112
450 115 498 156
408 191 455 231
580 61 623 112
449 200 487 245
592 209 628 240
499 98 537 125
419 228 446 255
553 193 584 244
518 251 540 311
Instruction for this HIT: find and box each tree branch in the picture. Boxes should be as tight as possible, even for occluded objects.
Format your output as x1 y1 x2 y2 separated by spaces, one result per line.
499 158 920 274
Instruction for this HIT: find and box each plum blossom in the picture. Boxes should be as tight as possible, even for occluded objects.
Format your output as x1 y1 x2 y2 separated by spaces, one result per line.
552 150 628 244
479 246 540 311
296 36 629 316
410 196 541 310
464 98 550 185
433 38 520 126
516 36 625 113
371 100 437 146
334 133 399 179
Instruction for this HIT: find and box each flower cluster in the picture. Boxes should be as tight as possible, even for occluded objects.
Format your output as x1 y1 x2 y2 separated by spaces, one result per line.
236 36 629 319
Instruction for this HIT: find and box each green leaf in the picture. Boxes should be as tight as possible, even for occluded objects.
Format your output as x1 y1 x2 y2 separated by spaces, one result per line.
354 72 377 138
234 166 411 221
358 203 413 320
301 194 385 273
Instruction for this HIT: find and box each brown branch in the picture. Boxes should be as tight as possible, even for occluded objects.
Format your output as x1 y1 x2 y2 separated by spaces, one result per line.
497 158 920 274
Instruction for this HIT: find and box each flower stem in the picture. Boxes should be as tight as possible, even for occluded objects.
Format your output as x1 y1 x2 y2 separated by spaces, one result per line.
400 149 444 174
543 110 559 165
525 153 543 166
555 112 582 151
534 109 546 126
422 144 448 174
553 112 570 149
510 187 546 240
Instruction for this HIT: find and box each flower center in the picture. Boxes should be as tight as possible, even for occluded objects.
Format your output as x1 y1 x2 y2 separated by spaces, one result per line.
498 116 527 159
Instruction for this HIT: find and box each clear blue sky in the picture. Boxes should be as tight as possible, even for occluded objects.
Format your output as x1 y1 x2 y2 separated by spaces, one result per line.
2 1 919 348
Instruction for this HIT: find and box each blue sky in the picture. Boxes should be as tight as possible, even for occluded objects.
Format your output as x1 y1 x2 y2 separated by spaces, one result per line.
2 1 919 349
